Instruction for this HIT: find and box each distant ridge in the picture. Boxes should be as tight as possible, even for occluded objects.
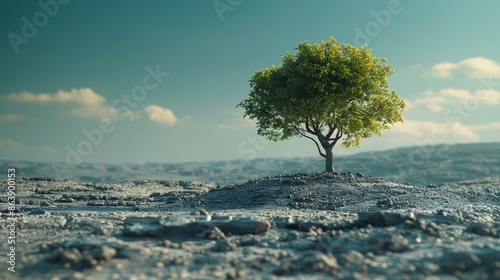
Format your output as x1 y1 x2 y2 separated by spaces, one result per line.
1 142 499 186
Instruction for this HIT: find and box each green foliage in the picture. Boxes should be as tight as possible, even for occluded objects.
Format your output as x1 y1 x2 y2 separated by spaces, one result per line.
237 37 405 149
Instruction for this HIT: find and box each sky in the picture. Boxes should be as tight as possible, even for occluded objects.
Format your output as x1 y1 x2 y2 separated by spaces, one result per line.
1 0 499 165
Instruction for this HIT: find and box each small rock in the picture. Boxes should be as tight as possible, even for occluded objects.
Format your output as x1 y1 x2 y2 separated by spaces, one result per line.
93 226 110 236
40 201 51 207
212 239 237 252
339 250 364 266
219 218 271 235
291 240 317 250
117 247 152 259
205 227 226 240
466 223 498 237
66 272 87 280
358 211 415 227
316 251 339 270
440 252 483 273
285 230 302 241
29 210 48 215
377 199 394 208
239 235 261 246
54 248 83 265
90 245 116 261
416 218 427 231
81 256 99 268
192 208 210 217
299 252 338 274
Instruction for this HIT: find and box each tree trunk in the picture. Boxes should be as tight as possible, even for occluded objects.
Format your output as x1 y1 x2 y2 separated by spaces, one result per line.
325 148 334 172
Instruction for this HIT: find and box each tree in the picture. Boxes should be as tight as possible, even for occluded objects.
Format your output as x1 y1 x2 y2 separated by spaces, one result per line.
237 37 405 172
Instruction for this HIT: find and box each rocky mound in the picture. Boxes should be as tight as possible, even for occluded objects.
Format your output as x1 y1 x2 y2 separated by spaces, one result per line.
198 172 500 212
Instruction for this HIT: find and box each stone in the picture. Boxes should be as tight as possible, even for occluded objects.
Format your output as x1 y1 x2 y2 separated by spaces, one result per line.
357 211 415 227
51 248 83 265
218 217 271 235
315 252 340 270
40 201 51 207
192 208 210 218
81 256 99 268
29 210 48 215
238 235 261 246
58 197 75 203
123 215 212 237
212 239 237 252
339 250 364 266
92 226 110 236
376 199 394 208
440 252 484 273
204 227 226 240
466 223 498 237
91 245 116 261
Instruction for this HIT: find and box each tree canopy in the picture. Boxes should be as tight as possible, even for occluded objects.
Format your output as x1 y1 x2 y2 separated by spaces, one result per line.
237 37 405 172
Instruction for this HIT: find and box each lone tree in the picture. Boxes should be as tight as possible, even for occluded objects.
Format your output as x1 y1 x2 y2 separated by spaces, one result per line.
237 37 405 172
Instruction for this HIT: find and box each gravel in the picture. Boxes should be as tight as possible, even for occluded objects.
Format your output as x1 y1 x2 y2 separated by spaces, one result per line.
0 173 499 279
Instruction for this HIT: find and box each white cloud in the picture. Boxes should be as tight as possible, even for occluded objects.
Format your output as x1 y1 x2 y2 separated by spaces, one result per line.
430 57 500 79
475 89 500 105
144 105 177 126
406 91 449 112
121 110 141 121
407 88 500 112
470 122 500 131
0 114 28 123
391 120 480 142
5 88 140 121
389 119 500 147
440 88 472 99
426 104 444 113
6 88 106 106
430 62 458 78
242 115 257 126
0 139 22 151
217 115 257 130
440 88 500 105
66 105 118 119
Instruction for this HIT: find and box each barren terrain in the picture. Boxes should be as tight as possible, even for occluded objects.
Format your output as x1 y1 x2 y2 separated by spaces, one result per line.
1 172 499 279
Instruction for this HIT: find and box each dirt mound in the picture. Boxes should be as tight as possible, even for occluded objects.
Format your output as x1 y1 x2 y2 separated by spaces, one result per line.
198 172 500 211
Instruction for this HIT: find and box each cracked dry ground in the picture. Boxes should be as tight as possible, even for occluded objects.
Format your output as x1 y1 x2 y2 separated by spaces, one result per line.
0 173 499 279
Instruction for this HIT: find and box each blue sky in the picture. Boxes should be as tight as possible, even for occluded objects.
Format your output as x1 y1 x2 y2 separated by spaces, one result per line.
1 0 499 164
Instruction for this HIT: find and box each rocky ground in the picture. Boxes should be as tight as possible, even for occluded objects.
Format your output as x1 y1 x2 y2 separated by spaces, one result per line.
1 173 499 279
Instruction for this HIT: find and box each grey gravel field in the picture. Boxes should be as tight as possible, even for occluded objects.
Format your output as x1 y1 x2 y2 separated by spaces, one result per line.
1 173 499 280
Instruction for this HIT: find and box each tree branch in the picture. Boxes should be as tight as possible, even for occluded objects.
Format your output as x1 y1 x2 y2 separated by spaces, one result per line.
315 130 328 149
305 119 316 135
297 129 326 158
325 123 337 140
328 129 343 149
327 130 342 141
311 120 326 146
